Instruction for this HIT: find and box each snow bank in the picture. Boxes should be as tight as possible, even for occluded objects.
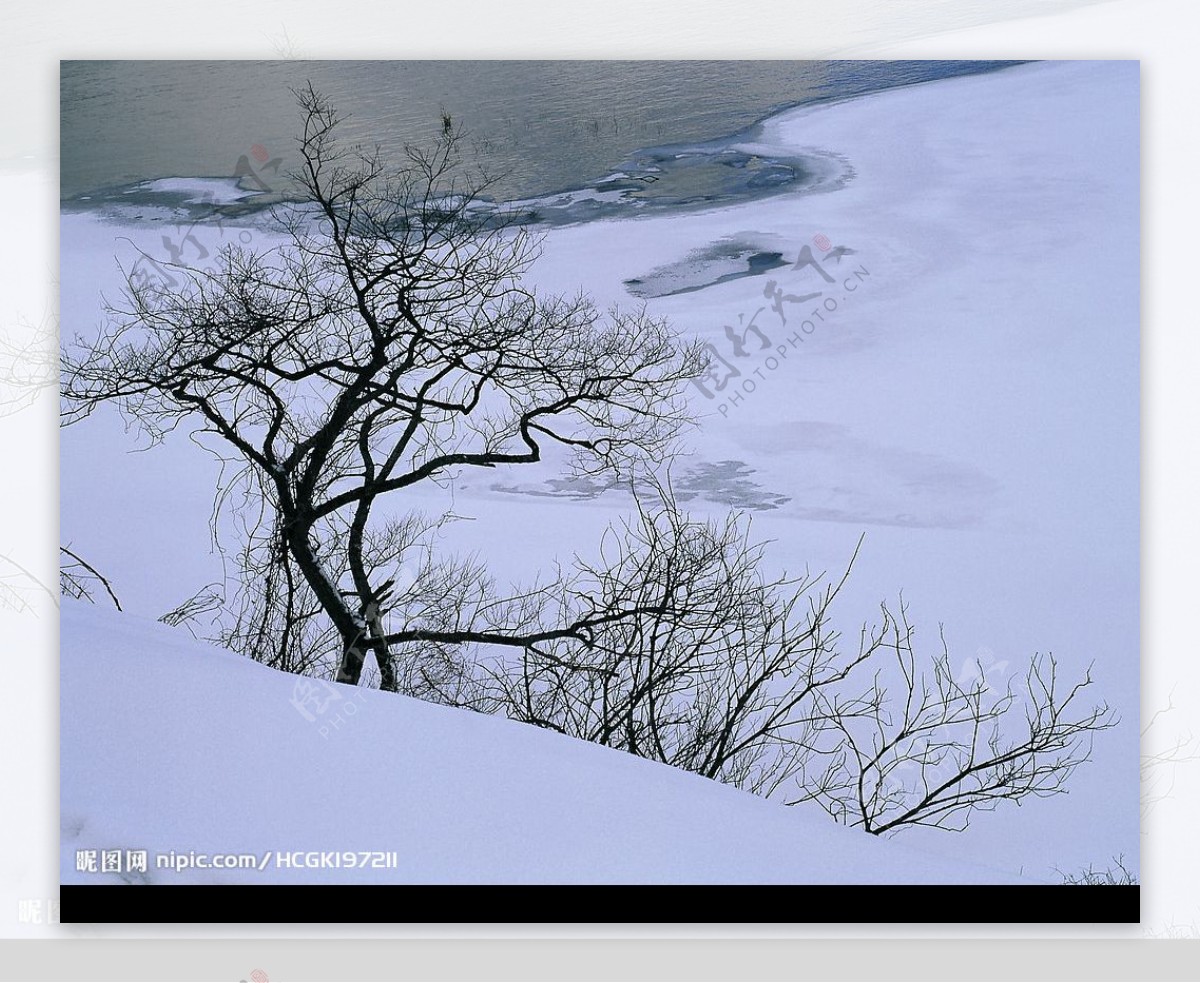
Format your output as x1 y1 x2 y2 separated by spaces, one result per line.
60 601 1031 886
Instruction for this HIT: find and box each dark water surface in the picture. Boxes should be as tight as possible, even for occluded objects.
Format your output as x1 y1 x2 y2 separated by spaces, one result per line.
61 61 1019 203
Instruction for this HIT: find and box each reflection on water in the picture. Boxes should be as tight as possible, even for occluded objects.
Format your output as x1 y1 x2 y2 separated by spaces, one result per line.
61 61 1019 201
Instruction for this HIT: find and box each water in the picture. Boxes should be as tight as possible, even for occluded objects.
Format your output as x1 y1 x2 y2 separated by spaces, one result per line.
60 60 1020 204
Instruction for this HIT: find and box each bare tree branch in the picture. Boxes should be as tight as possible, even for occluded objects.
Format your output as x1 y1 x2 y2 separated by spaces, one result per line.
60 546 122 611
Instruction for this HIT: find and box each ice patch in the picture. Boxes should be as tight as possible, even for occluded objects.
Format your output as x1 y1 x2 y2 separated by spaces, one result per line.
138 177 263 205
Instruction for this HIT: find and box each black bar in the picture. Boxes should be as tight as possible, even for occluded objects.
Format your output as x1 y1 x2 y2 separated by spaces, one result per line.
60 884 1139 924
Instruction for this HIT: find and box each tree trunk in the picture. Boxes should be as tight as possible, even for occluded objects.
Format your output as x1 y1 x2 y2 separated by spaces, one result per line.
281 519 366 687
337 628 369 685
367 607 398 692
334 599 398 691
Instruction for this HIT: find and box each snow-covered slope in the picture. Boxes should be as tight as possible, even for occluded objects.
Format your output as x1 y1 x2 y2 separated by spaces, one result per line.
60 601 1033 885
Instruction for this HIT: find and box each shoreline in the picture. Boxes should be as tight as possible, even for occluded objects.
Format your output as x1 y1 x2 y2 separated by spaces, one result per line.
59 60 1025 229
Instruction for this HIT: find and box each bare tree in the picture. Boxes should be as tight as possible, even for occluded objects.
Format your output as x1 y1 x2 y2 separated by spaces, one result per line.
793 600 1116 833
62 85 1116 837
454 489 1116 834
463 495 872 792
62 84 705 691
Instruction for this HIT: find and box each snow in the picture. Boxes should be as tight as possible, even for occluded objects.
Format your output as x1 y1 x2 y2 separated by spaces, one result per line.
60 61 1140 883
134 177 263 204
60 600 1033 886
